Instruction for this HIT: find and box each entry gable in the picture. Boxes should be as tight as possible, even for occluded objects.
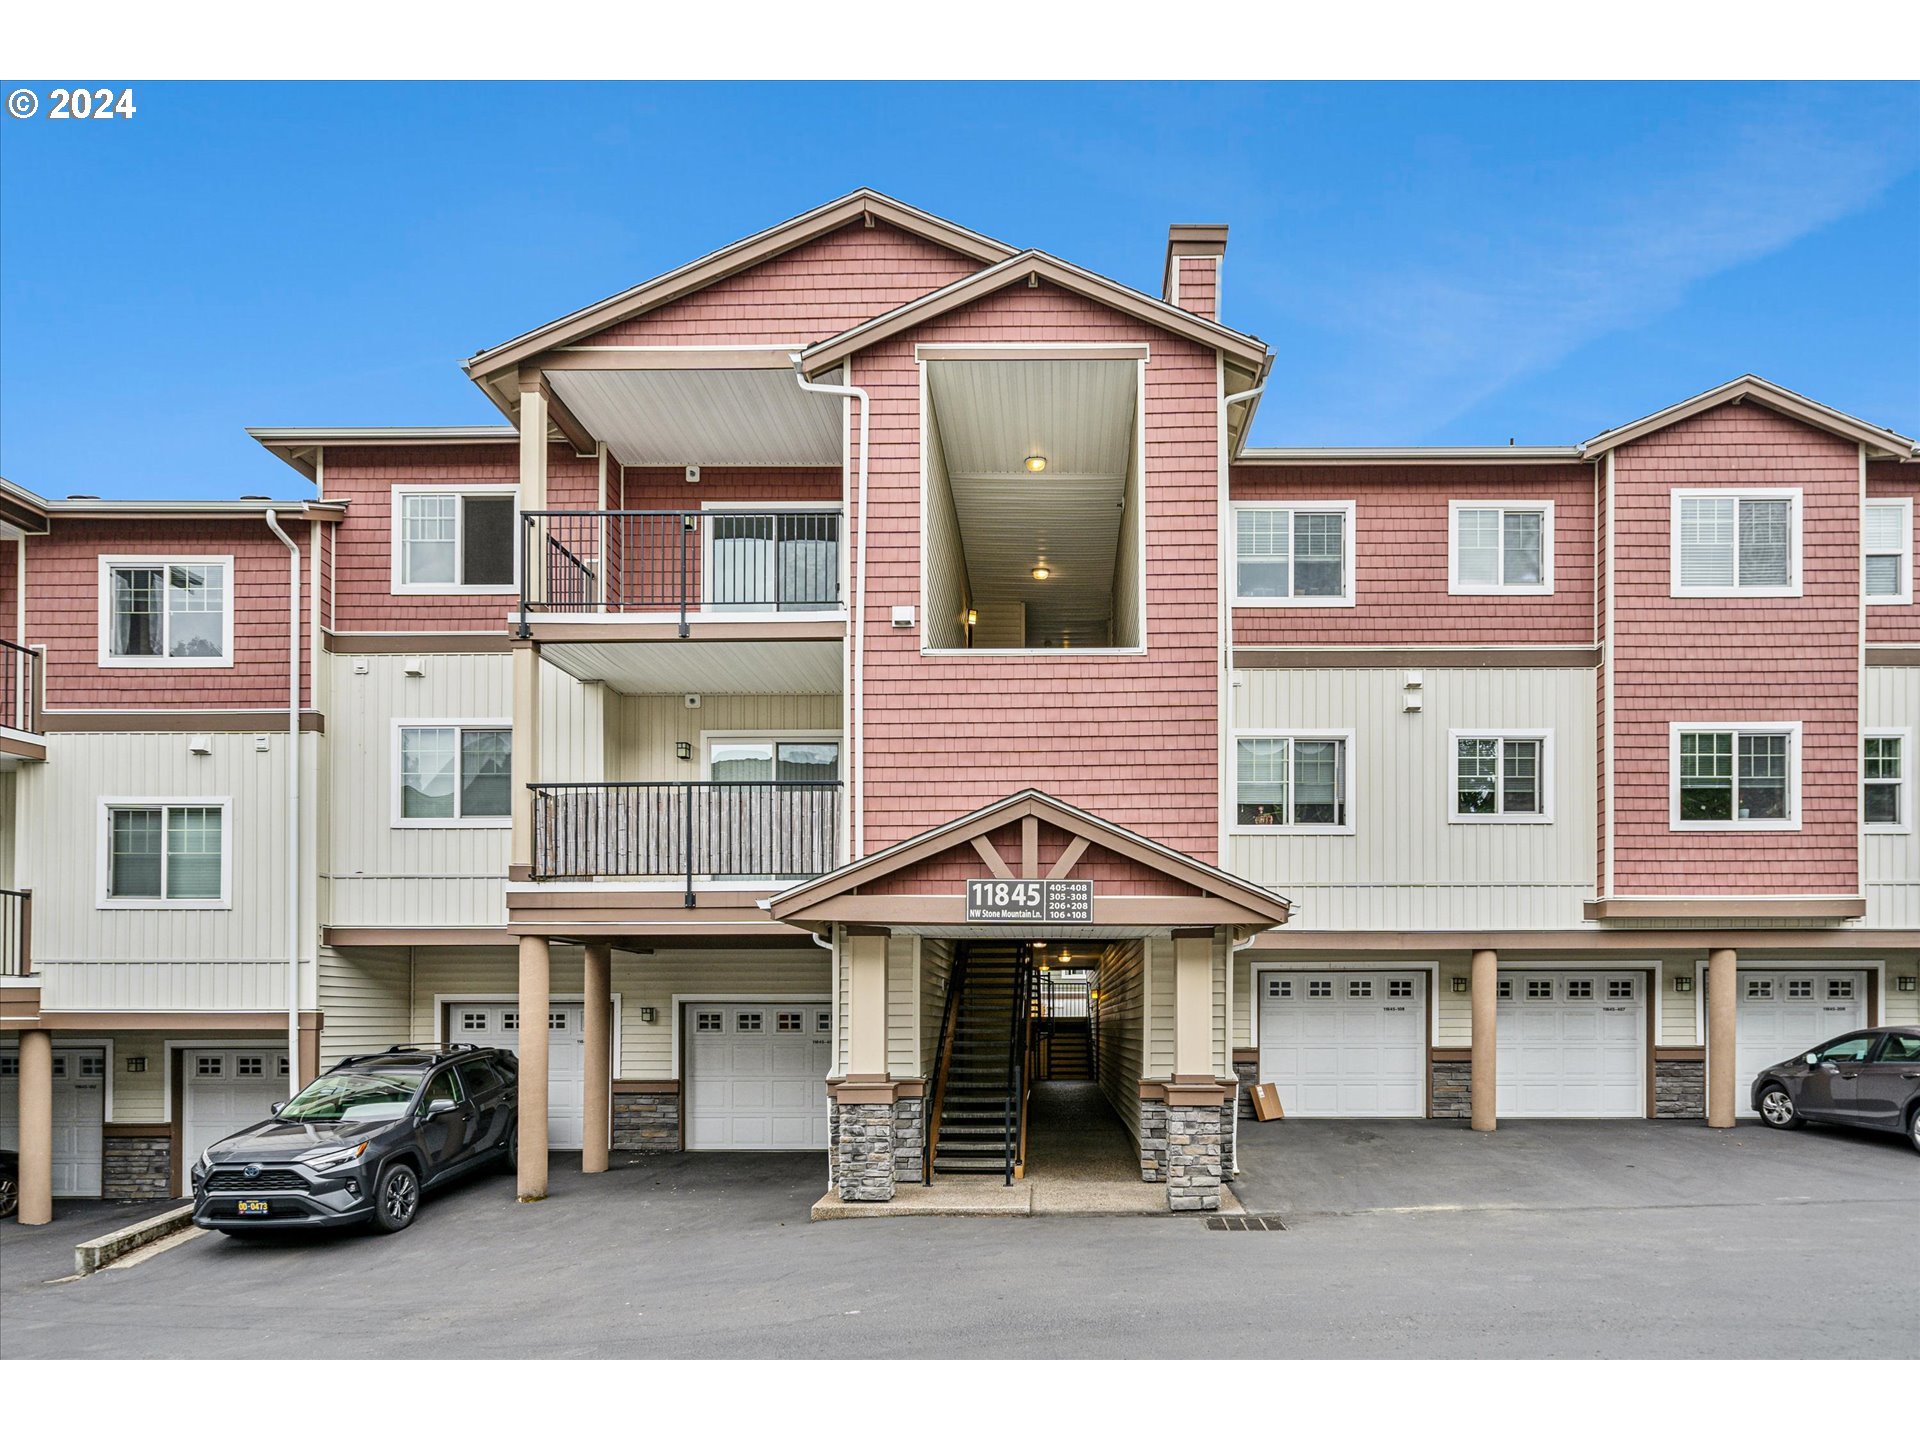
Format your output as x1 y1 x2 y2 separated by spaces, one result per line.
769 789 1292 935
1583 375 1916 461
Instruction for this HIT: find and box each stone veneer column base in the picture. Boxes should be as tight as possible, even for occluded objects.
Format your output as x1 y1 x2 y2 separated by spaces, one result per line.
890 1096 925 1183
611 1089 681 1151
1654 1059 1706 1118
1232 1057 1258 1118
102 1134 171 1200
831 1098 898 1202
1430 1060 1473 1119
1165 1103 1224 1212
1138 1096 1168 1182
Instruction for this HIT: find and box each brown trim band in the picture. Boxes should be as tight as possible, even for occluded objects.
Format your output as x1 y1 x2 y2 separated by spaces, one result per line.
102 1123 172 1139
1230 1047 1258 1065
1234 646 1601 670
40 710 325 734
527 619 846 645
1583 897 1867 921
0 735 47 761
36 1010 322 1032
1867 646 1920 668
1253 928 1917 953
1431 1048 1473 1063
611 1079 681 1096
324 631 512 655
1654 1047 1706 1063
825 1074 921 1105
325 927 513 949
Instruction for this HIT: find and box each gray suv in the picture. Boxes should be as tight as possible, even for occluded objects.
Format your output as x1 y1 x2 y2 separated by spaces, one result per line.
1751 1026 1920 1154
191 1045 518 1235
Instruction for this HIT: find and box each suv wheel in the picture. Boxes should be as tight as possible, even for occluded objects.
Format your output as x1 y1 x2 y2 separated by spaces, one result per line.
370 1160 420 1234
0 1173 17 1219
497 1123 518 1175
1757 1084 1804 1130
1909 1106 1919 1157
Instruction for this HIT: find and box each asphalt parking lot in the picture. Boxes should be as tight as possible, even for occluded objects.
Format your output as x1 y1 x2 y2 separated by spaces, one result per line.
2 1120 1912 1360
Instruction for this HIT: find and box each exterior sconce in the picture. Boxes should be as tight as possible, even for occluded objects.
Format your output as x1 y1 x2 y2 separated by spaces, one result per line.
966 609 978 627
675 741 693 761
638 1006 658 1024
1899 975 1917 993
1451 976 1469 994
1024 455 1047 474
1674 975 1694 994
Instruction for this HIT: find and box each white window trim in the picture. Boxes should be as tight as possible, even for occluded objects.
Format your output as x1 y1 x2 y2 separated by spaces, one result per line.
1668 721 1803 832
1446 500 1555 595
1229 728 1357 835
696 500 846 618
96 555 237 669
390 484 521 595
1668 487 1803 598
698 730 843 779
1447 728 1555 824
391 719 513 829
96 797 234 910
1230 500 1358 608
1864 496 1913 606
1864 726 1912 835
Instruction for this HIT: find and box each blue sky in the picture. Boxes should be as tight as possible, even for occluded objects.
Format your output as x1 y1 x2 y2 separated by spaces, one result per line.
2 81 1915 500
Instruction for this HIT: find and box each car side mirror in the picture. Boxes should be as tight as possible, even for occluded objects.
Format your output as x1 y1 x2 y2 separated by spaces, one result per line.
270 1101 286 1115
1804 1053 1820 1066
425 1097 458 1116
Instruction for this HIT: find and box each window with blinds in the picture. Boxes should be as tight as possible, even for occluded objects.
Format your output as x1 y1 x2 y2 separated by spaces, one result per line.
1232 503 1354 605
1671 490 1800 595
1450 502 1553 593
103 801 228 905
1864 499 1911 603
1672 725 1799 829
1233 733 1351 830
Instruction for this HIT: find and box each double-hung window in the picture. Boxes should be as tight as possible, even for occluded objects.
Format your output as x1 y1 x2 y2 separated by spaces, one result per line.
1864 729 1910 833
395 723 512 825
1449 502 1554 594
393 486 517 592
1232 502 1355 606
1233 733 1353 832
1450 731 1551 822
1671 724 1800 830
99 557 233 665
1864 498 1912 604
1670 489 1801 597
100 799 229 907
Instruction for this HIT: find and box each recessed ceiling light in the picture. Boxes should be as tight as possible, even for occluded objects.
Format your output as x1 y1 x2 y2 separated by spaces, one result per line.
1031 563 1050 580
1025 455 1047 473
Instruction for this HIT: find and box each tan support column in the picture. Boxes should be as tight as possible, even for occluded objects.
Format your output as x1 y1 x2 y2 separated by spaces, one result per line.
510 642 542 879
1707 947 1737 1129
517 935 551 1200
17 1029 53 1225
1172 930 1213 1080
582 942 612 1175
846 931 889 1079
297 1013 322 1087
1470 949 1498 1133
519 382 549 510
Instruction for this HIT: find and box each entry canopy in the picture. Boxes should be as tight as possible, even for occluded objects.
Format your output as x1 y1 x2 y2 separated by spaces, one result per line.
769 789 1293 939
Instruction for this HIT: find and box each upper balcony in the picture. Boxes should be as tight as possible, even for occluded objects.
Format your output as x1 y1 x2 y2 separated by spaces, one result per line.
0 887 31 978
0 639 44 765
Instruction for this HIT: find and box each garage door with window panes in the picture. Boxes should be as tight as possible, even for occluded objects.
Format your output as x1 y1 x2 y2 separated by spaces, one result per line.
452 1003 587 1148
1732 971 1866 1117
686 1003 832 1150
1257 973 1424 1117
1496 973 1644 1117
0 1048 106 1196
182 1049 290 1194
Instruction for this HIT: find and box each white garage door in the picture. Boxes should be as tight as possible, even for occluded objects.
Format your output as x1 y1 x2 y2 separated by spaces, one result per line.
0 1048 106 1196
183 1049 291 1192
687 1002 832 1150
1497 972 1645 1117
1258 972 1426 1117
1733 970 1866 1118
450 1003 588 1149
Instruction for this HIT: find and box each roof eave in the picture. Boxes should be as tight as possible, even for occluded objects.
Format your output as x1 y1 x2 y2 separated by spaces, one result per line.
1580 375 1917 460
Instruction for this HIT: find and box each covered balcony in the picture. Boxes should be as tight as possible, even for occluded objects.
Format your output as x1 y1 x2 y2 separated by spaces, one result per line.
0 639 41 764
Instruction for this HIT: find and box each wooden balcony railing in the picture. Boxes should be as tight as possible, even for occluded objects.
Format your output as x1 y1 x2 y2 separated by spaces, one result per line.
0 888 31 978
528 781 842 903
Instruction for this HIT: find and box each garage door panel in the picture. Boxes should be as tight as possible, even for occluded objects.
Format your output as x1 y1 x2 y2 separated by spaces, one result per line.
1496 972 1645 1118
1258 972 1427 1117
686 1001 830 1151
1 1050 106 1197
1733 970 1865 1117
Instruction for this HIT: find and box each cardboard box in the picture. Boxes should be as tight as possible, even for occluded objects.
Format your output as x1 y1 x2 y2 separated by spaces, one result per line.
1248 1083 1285 1121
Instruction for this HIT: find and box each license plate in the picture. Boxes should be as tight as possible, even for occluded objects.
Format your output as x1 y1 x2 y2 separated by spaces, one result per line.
236 1200 270 1216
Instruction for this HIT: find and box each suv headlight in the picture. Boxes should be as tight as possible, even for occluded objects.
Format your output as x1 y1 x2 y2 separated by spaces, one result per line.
304 1142 370 1172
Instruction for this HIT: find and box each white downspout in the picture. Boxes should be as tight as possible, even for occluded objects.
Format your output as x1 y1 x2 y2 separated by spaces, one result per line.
263 510 303 1097
790 357 871 859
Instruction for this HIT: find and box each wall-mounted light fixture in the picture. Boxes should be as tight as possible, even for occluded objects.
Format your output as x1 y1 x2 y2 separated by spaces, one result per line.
1674 974 1694 994
1451 976 1469 994
1031 563 1051 580
674 741 693 762
966 609 978 627
1025 455 1047 474
1899 975 1917 993
638 1006 658 1024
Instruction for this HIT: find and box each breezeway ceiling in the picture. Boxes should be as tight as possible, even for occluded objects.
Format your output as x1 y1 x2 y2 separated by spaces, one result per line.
545 367 845 468
926 360 1137 646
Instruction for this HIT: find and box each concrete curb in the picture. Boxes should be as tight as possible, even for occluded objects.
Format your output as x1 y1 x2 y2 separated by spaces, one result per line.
74 1204 195 1277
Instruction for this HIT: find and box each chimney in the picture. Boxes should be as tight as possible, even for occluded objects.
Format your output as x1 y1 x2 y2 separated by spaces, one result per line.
1163 223 1228 323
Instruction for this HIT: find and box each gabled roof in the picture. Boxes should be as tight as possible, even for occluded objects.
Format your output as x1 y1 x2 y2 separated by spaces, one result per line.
768 788 1292 933
797 250 1272 376
1581 374 1917 460
0 478 50 534
463 189 1018 397
249 426 519 480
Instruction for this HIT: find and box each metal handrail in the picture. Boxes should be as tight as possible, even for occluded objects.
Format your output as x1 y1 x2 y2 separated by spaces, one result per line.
0 888 30 979
922 947 970 1186
527 780 841 902
1004 944 1039 1186
0 638 38 736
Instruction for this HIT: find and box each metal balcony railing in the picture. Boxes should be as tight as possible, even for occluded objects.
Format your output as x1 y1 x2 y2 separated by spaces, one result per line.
0 638 39 735
528 781 842 902
0 888 31 978
519 509 842 633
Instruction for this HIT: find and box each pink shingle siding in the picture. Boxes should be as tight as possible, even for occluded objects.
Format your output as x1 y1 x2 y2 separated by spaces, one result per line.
1175 255 1218 322
863 821 1204 896
1866 460 1918 645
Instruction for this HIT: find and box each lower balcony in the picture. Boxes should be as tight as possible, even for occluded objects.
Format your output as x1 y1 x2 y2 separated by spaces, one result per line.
528 781 842 903
1 887 31 978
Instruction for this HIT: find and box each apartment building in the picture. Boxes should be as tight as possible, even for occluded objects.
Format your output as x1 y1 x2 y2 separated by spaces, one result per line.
3 190 1915 1224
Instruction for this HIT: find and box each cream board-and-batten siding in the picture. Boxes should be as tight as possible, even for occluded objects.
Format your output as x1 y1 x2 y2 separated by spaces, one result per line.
1864 664 1919 930
1096 938 1146 1150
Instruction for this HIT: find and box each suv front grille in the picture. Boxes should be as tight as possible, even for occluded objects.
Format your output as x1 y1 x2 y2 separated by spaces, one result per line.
205 1169 311 1193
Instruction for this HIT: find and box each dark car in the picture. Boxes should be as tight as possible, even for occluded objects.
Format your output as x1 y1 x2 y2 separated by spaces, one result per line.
1751 1026 1920 1154
0 1148 17 1219
191 1044 518 1235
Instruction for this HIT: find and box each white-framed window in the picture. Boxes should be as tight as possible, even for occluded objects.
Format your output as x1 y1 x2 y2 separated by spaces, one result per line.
1449 730 1552 823
1526 979 1553 1000
1387 978 1414 999
1670 723 1801 831
393 721 512 827
699 502 843 613
1864 497 1912 604
736 1011 763 1033
1670 488 1802 597
1497 979 1513 1000
1566 979 1594 999
1827 978 1854 1000
460 1011 486 1032
776 1011 804 1032
98 798 231 908
1786 978 1813 999
1348 979 1373 998
1746 978 1774 1000
1231 731 1354 833
237 1055 264 1077
695 1011 723 1033
815 1011 831 1034
704 734 842 786
1864 729 1910 833
197 1055 223 1077
1307 979 1333 998
1266 978 1291 998
1448 500 1554 595
391 484 518 593
98 555 235 667
1607 978 1635 1000
1231 501 1356 607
